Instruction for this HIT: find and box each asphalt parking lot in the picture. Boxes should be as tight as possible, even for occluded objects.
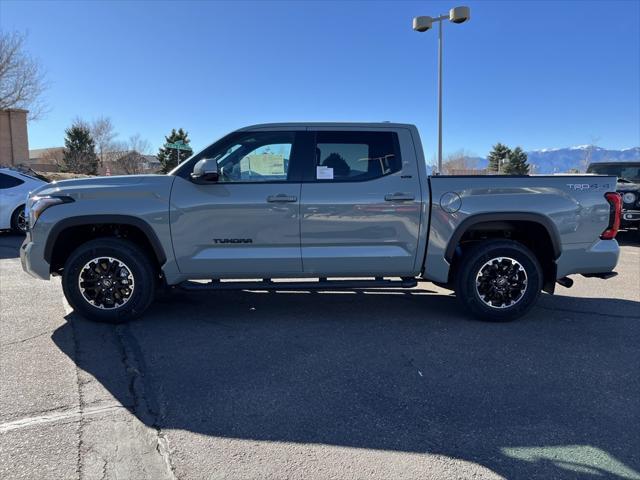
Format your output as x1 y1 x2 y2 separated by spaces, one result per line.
1 232 639 480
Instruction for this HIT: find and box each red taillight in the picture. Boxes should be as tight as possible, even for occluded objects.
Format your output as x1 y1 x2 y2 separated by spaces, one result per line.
601 192 621 240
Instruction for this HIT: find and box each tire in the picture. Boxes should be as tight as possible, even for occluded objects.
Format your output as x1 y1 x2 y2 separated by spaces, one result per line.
62 238 157 323
454 239 542 322
10 205 27 234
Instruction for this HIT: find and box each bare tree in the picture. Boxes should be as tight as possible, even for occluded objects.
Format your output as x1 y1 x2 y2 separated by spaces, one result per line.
41 148 64 168
115 134 151 174
441 150 480 175
90 117 117 166
128 133 150 155
71 116 123 170
0 31 48 120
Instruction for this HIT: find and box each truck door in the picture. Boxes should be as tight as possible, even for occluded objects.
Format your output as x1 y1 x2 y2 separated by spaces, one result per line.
170 130 305 277
300 129 422 276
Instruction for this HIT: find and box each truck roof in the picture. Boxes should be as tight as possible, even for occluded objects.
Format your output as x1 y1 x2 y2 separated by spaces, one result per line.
236 122 417 131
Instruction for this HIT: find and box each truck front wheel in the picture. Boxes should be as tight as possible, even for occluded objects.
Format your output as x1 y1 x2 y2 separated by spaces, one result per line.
62 238 156 323
455 239 542 322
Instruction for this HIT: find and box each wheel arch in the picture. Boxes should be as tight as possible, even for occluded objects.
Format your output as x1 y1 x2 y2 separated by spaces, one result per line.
445 212 561 262
445 212 561 293
44 215 167 272
11 203 26 216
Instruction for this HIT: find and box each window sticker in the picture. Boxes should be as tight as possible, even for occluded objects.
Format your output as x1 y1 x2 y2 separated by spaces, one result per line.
316 166 334 180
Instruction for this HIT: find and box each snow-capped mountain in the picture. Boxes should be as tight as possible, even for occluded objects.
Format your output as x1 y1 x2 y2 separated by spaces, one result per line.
525 146 640 173
459 146 640 174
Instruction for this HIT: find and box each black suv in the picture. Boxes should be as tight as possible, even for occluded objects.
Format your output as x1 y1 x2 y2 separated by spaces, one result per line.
587 162 640 232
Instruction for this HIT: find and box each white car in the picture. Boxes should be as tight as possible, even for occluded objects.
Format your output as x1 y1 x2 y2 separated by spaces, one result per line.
0 168 48 233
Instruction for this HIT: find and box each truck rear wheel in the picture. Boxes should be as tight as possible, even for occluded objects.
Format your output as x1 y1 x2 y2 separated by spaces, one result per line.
455 239 542 322
62 238 156 323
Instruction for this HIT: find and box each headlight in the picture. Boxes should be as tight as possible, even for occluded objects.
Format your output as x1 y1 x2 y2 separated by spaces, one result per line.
622 192 637 204
29 195 73 227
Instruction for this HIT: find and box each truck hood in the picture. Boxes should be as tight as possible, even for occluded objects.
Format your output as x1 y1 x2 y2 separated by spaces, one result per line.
29 174 176 199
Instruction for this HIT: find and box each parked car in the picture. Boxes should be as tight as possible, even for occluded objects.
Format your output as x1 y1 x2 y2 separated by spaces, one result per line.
587 162 640 232
0 168 48 234
20 123 621 323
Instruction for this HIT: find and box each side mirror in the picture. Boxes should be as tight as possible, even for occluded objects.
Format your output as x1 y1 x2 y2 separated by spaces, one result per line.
191 158 219 184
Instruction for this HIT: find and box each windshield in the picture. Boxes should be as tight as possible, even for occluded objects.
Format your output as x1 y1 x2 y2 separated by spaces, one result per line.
587 164 640 182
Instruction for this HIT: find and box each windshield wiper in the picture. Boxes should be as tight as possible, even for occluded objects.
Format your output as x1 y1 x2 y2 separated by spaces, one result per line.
617 177 634 183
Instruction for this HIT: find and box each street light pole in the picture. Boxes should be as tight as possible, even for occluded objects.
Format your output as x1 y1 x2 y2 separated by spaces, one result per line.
413 6 470 174
437 18 443 175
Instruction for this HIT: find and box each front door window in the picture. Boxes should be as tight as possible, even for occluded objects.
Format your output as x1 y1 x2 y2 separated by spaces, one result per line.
191 132 295 183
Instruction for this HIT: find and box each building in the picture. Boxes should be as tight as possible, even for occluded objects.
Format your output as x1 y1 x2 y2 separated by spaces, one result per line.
0 109 29 166
141 155 161 172
29 147 65 172
445 168 488 175
26 148 161 175
2 110 161 175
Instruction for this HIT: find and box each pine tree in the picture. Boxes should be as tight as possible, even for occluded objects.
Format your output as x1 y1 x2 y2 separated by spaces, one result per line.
487 143 511 173
157 128 192 173
503 146 530 175
61 122 99 174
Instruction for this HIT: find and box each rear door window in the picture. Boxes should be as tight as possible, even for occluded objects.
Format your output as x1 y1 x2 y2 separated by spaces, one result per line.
313 131 401 182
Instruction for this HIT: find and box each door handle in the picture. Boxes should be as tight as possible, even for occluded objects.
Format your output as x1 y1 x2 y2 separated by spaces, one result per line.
267 194 298 203
384 193 415 202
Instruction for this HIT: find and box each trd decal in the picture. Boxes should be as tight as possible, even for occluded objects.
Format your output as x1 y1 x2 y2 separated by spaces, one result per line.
566 183 611 191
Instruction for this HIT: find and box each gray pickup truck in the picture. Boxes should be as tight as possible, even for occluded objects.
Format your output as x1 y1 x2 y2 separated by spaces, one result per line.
20 123 621 323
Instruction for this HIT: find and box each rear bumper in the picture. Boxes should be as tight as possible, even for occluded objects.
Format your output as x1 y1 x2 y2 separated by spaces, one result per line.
20 231 50 280
555 239 619 279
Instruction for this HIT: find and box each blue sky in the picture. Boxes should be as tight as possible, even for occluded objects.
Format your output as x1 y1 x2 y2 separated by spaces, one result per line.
2 0 639 161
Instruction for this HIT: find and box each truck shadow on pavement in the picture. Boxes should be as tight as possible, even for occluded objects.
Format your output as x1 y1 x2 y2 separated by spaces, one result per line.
0 232 23 259
51 287 640 480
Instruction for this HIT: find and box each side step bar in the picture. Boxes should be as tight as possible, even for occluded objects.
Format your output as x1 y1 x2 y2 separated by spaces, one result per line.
180 277 418 292
556 276 574 288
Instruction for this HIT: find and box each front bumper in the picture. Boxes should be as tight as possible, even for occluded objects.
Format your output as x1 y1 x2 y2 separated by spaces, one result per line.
621 209 640 228
20 231 51 280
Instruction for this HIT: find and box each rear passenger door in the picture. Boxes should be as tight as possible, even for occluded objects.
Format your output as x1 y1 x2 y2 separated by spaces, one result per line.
299 129 422 276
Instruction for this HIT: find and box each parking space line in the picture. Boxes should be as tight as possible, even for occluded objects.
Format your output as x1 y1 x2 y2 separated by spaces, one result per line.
0 404 127 434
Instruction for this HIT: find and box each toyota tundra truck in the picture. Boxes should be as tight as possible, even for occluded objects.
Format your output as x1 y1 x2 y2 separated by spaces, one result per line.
20 123 621 323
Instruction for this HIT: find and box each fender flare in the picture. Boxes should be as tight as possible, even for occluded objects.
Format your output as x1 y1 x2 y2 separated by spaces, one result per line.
444 212 562 262
44 215 167 265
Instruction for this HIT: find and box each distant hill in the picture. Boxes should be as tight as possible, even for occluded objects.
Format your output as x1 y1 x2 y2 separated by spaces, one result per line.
525 146 640 173
432 146 640 174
